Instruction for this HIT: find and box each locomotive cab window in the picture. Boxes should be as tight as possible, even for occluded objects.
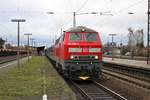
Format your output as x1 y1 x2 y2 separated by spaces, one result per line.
85 33 98 42
70 33 82 41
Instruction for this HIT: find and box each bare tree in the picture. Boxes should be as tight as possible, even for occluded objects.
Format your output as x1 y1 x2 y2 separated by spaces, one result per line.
5 43 12 49
127 28 145 57
0 38 5 49
134 29 145 56
128 27 136 58
134 29 144 48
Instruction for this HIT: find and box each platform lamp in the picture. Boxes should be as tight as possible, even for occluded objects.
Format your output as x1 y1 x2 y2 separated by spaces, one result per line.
30 38 35 56
11 19 26 68
109 34 117 60
24 33 32 61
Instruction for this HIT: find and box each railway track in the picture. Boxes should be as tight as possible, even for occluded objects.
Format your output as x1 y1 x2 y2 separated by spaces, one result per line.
71 81 127 100
102 62 150 90
0 55 27 64
0 56 17 64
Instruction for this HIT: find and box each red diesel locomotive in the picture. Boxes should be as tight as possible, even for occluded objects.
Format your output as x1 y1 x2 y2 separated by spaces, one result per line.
46 26 102 80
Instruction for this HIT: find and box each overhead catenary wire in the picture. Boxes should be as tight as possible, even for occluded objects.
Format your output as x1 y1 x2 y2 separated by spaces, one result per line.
59 0 74 29
114 0 145 15
76 0 89 12
67 0 73 12
97 0 145 27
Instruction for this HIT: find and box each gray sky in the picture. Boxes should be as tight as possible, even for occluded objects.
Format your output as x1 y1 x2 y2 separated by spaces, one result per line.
0 0 147 47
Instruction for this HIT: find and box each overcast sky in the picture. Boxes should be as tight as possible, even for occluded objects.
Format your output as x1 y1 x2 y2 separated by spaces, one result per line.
0 0 147 47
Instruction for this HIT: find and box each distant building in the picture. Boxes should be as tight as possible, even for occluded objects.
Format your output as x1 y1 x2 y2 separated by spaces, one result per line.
37 46 45 55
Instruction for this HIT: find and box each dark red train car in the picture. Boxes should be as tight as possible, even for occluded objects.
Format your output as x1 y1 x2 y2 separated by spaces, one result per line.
46 26 102 80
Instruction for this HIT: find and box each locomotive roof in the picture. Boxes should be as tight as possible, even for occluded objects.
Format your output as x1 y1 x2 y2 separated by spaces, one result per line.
66 26 97 33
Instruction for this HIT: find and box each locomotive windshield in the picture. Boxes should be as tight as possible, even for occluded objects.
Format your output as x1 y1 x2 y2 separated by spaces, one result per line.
85 33 98 42
70 33 82 41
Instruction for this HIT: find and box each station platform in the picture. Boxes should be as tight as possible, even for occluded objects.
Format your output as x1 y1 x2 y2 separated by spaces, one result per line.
0 56 76 100
103 57 150 70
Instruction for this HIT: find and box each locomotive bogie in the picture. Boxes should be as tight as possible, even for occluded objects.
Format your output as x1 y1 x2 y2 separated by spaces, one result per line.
63 60 101 80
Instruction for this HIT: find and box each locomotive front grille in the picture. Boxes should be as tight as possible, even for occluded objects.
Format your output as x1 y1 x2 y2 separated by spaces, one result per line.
74 55 95 60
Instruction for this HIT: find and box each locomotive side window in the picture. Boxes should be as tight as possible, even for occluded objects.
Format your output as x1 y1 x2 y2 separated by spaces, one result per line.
70 33 82 41
85 33 98 42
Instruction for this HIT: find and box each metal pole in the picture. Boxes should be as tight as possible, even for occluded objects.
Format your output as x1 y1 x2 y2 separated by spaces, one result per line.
112 35 114 60
73 12 76 27
31 39 33 56
24 33 32 61
17 22 20 67
27 35 29 61
120 41 123 58
109 34 116 60
30 38 35 56
34 41 36 55
147 0 150 64
11 19 26 68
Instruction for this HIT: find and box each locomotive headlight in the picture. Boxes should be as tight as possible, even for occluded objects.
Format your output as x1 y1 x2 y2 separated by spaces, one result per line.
95 55 98 59
89 48 101 52
70 55 74 59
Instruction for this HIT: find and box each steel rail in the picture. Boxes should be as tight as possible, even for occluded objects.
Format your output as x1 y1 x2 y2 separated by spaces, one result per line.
71 81 93 100
102 69 150 90
71 81 127 100
103 62 150 82
0 55 27 64
103 67 150 83
94 81 127 100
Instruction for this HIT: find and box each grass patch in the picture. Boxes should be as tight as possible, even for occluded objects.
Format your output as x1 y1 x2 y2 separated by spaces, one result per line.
0 56 76 100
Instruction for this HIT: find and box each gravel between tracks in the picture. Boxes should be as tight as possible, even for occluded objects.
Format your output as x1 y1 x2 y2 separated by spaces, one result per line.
99 74 150 100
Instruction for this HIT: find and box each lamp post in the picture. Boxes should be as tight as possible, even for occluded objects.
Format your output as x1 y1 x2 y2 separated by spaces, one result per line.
11 19 26 68
73 12 76 28
47 12 54 14
120 40 123 58
109 34 117 60
30 38 35 56
47 12 55 45
24 33 32 61
147 0 150 64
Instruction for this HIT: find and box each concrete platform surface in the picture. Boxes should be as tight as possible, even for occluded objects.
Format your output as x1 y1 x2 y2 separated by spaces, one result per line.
103 57 150 70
